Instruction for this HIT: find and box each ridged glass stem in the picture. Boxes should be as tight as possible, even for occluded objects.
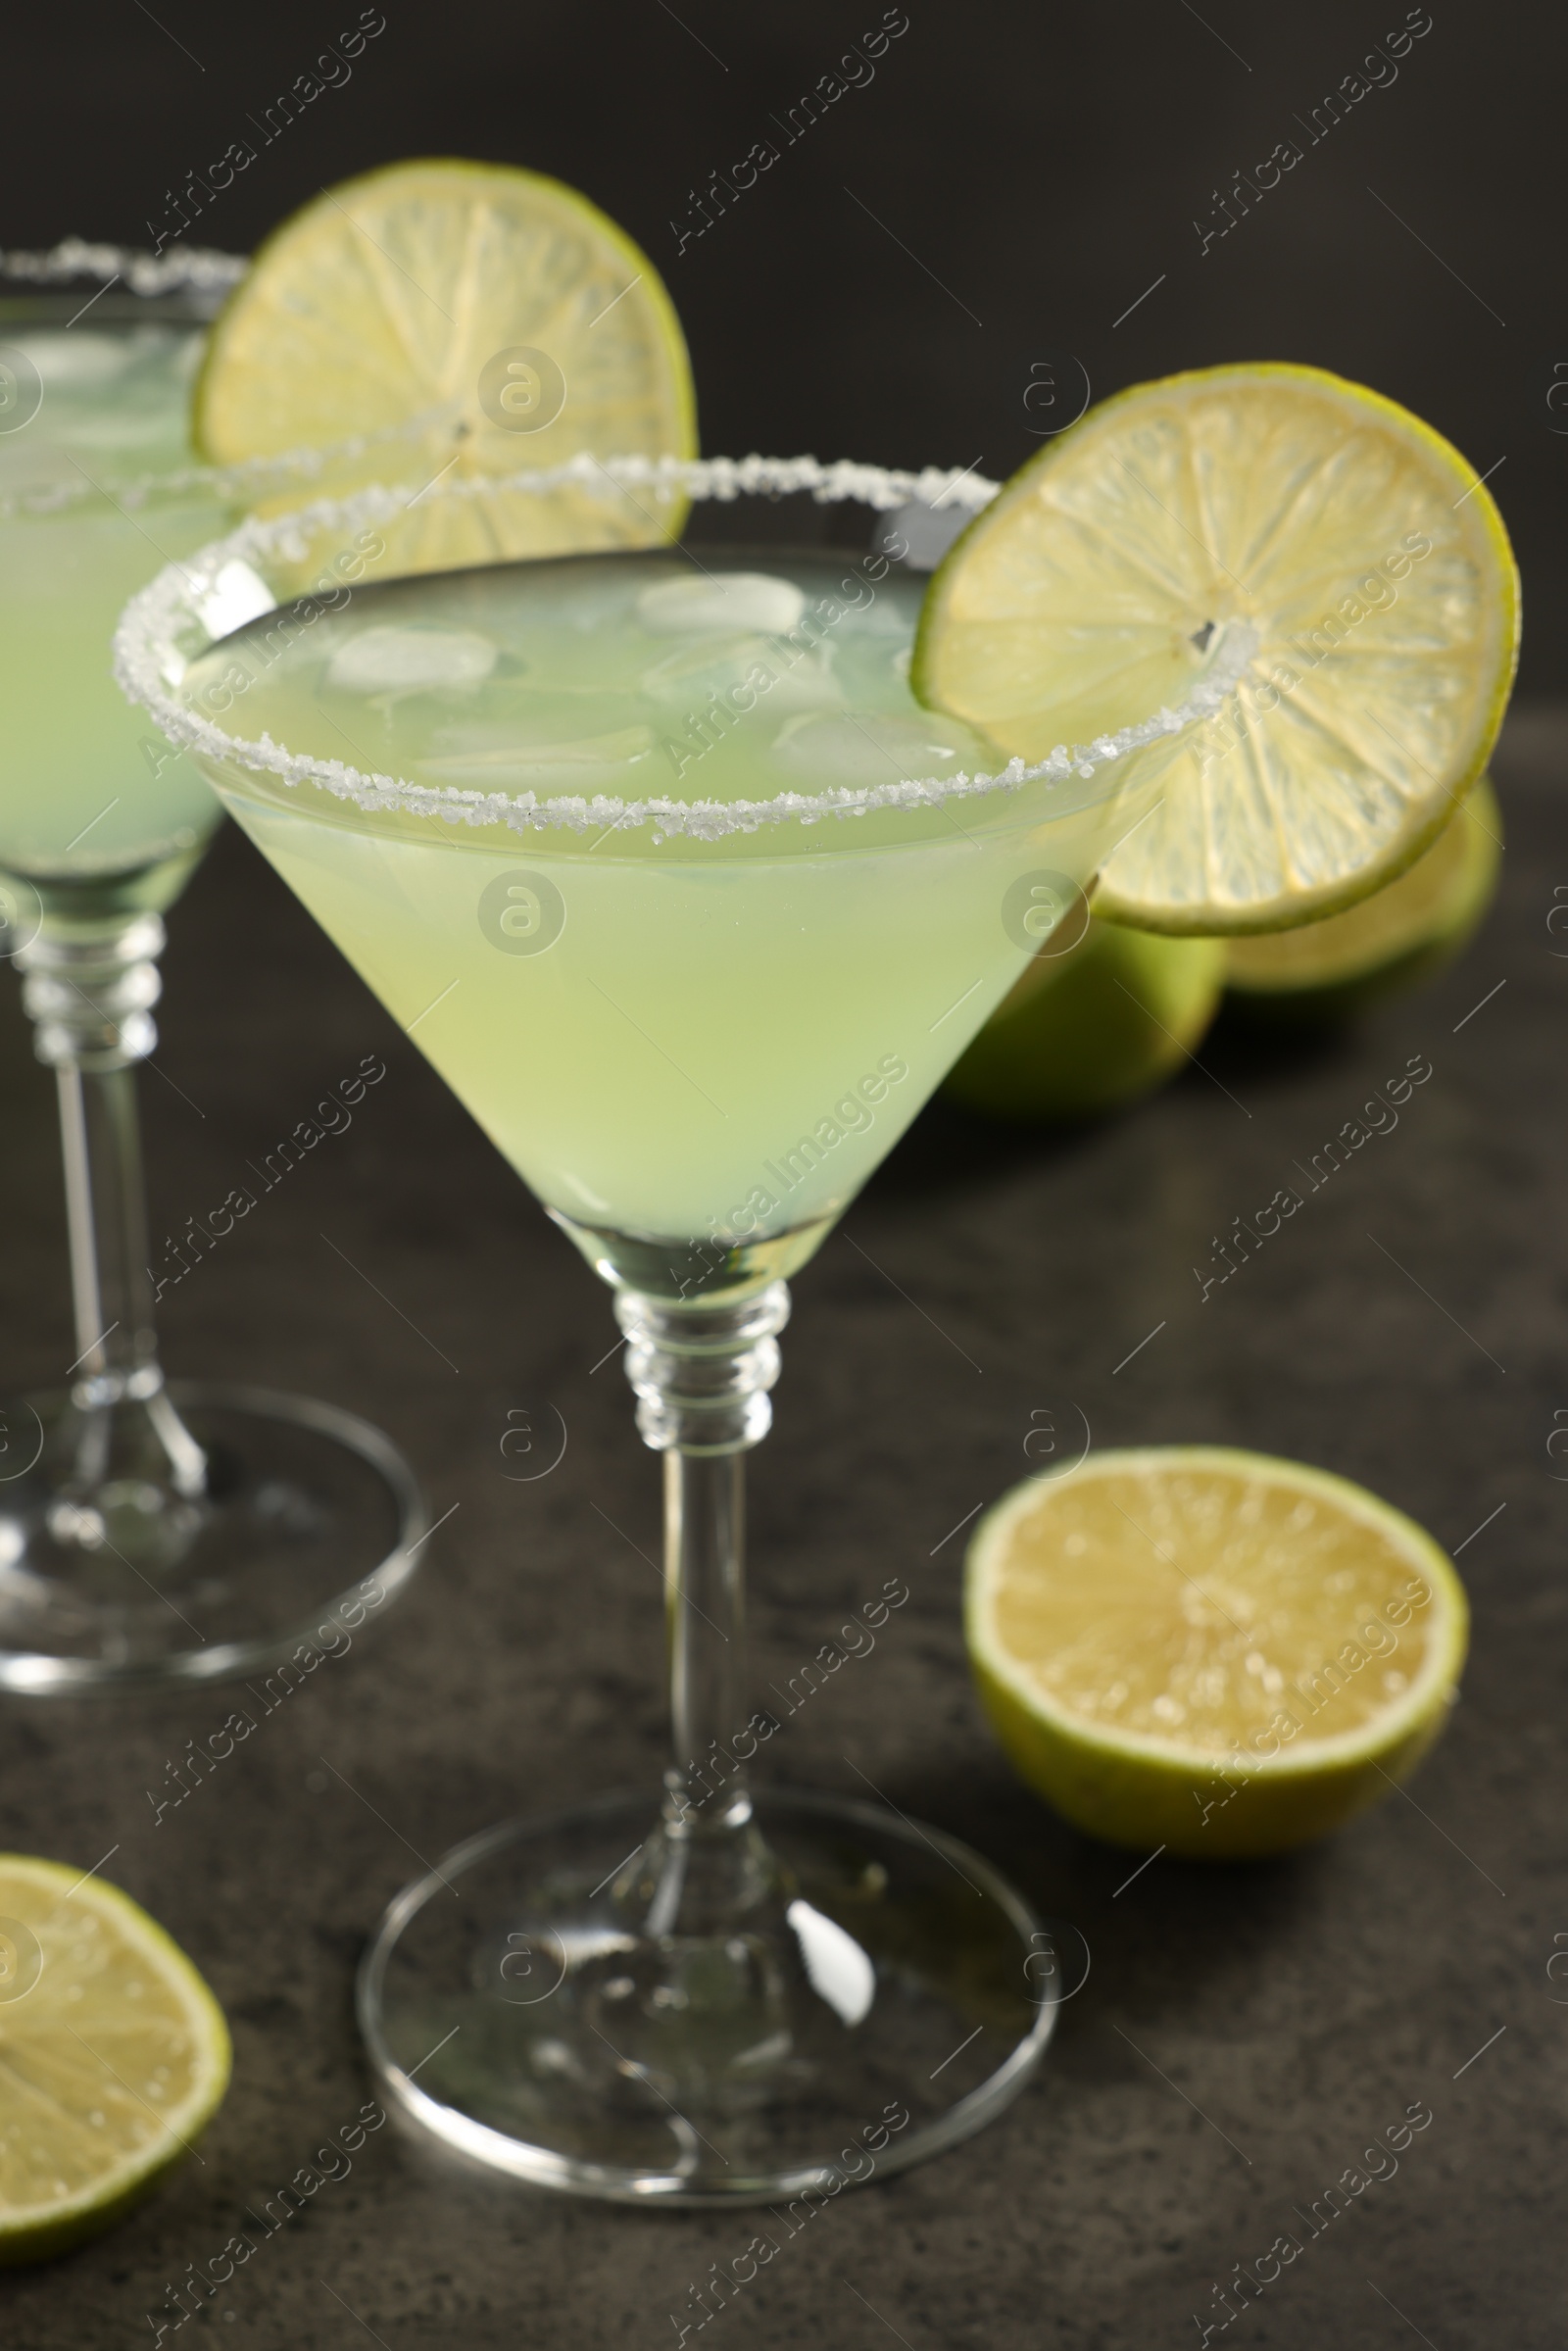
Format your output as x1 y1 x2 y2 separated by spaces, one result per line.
616 1282 790 1837
16 913 204 1486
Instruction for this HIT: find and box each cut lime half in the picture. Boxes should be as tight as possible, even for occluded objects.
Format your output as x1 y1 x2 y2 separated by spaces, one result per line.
965 1446 1468 1858
0 1856 230 2266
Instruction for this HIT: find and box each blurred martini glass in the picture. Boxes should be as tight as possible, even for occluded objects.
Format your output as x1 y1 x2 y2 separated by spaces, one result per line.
0 245 424 1691
120 453 1242 2199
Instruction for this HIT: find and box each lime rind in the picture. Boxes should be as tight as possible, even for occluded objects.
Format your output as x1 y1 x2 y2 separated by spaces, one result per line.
115 458 1256 842
968 1445 1467 1774
192 158 699 564
195 154 698 464
942 920 1227 1124
0 1855 231 2267
1226 772 1501 1004
965 1445 1469 1858
914 363 1520 936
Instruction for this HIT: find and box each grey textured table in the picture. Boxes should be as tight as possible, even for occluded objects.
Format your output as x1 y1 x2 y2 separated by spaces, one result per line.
1 708 1561 2349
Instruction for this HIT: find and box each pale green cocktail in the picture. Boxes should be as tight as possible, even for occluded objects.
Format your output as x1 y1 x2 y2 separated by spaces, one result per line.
174 546 1123 1293
0 312 224 900
0 260 423 1693
120 459 1230 2199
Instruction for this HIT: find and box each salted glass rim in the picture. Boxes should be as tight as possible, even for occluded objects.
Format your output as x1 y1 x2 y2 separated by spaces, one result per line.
115 453 1256 842
0 236 249 297
0 240 469 522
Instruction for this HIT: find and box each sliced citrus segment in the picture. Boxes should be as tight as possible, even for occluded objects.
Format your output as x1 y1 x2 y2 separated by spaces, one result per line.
0 1856 230 2266
965 1446 1467 1858
195 158 697 574
1226 772 1501 1015
914 364 1518 933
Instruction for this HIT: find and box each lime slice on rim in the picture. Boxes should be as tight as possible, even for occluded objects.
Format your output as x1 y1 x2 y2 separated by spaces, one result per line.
913 364 1519 934
195 158 697 573
965 1446 1468 1858
0 1856 230 2266
1226 772 1502 1016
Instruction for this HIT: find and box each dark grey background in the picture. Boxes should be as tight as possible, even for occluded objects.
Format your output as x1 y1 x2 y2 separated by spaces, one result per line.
1 717 1560 2348
6 0 1563 676
2 4 1564 2345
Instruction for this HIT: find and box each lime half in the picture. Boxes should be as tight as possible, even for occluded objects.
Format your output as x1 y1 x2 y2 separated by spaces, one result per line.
0 1857 230 2266
915 365 1518 933
195 157 697 571
965 1446 1468 1858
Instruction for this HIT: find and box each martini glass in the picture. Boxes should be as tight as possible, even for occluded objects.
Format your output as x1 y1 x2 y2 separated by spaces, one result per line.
0 245 426 1691
120 454 1246 2200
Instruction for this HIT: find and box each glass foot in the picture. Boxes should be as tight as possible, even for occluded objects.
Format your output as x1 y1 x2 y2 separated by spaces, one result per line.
358 1788 1056 2205
0 1378 426 1691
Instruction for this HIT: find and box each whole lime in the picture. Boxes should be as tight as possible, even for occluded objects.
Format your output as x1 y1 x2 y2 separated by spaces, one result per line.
943 916 1226 1123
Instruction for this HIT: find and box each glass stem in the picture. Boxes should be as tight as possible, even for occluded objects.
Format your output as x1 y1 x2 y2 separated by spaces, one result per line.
617 1282 790 1844
16 911 205 1488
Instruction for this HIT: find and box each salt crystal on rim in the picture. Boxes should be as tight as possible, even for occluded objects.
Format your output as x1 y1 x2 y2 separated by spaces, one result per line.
114 452 1256 842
